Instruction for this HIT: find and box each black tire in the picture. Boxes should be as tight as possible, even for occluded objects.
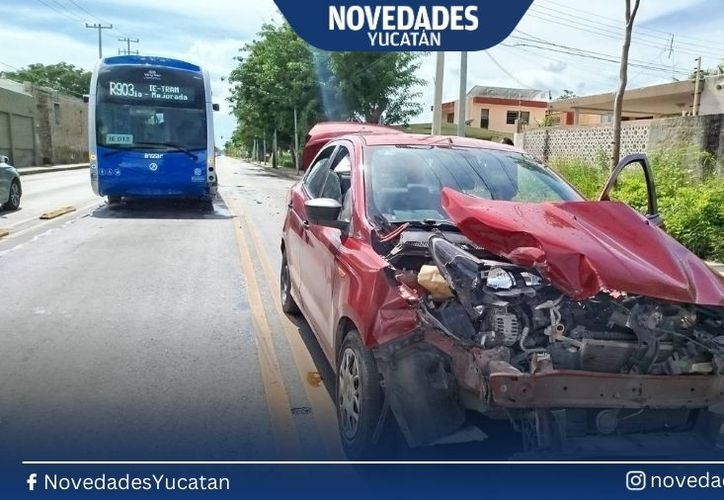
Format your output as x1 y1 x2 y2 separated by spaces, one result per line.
280 251 300 314
107 195 122 205
3 179 20 210
336 329 390 459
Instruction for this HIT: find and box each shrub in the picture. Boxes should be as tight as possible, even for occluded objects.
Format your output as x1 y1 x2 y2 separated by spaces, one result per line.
548 147 724 262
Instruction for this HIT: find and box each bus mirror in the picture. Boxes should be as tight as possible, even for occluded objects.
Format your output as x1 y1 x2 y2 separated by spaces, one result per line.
212 103 220 111
83 95 89 103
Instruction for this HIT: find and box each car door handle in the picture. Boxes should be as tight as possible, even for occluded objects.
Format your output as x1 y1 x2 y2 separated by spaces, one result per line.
287 202 293 208
302 220 310 229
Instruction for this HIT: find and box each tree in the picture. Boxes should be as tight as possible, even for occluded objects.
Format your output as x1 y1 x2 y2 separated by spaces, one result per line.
227 23 323 163
2 62 91 96
611 0 641 169
555 89 578 100
328 52 425 125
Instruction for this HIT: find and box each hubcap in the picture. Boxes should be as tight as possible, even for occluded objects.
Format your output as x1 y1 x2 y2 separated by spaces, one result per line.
338 348 361 439
10 183 19 206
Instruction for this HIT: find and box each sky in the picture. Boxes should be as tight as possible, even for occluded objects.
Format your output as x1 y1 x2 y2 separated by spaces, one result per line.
1 0 723 144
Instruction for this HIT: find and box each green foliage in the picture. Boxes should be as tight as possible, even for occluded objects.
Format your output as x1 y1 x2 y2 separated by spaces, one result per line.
226 22 426 153
3 62 91 96
227 23 322 154
327 52 424 125
549 148 724 261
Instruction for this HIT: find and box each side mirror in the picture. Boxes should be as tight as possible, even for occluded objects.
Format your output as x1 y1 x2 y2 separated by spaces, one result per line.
83 95 89 103
212 103 220 111
305 198 348 230
0 155 8 164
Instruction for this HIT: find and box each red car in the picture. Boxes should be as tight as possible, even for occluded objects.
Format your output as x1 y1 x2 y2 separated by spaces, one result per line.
280 124 724 458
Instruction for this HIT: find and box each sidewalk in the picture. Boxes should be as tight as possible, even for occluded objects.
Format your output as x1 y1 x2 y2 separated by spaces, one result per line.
245 159 302 180
708 262 724 276
17 163 89 176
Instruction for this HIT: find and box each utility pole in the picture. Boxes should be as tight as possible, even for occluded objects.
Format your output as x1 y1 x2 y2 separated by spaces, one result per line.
431 52 445 135
693 56 702 116
85 23 113 59
457 51 468 137
118 37 139 55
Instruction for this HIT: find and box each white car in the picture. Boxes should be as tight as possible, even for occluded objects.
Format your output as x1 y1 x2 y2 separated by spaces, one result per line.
0 155 22 210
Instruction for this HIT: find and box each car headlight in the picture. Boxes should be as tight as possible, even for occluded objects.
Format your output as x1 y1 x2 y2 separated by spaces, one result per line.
486 267 515 290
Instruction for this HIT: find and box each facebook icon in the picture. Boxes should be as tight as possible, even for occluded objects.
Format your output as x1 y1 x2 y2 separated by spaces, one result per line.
26 473 37 491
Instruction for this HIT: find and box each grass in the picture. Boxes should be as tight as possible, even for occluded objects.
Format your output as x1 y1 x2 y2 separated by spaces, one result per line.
403 122 512 142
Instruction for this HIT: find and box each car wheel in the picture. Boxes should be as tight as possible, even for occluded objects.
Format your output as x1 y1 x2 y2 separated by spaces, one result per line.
107 195 122 205
3 180 20 210
337 329 390 459
280 251 300 314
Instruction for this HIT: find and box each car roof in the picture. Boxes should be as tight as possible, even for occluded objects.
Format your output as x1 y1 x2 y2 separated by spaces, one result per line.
353 132 523 153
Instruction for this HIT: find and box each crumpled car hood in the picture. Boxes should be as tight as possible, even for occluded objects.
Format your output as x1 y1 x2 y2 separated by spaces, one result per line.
441 188 724 306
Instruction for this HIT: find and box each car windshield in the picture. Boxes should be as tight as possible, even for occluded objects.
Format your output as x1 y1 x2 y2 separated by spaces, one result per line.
365 145 583 223
95 66 207 152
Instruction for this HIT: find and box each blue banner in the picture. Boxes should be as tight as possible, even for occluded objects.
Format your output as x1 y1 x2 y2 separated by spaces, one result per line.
5 463 724 498
273 0 534 51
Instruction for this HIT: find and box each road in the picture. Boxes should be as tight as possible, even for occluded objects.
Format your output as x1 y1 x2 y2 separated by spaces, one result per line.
0 169 98 239
0 158 346 464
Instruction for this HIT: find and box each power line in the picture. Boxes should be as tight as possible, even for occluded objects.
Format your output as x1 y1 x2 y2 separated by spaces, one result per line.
534 0 723 52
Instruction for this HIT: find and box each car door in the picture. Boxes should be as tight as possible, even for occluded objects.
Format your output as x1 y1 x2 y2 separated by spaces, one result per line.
599 153 662 227
0 156 12 203
288 145 338 312
299 144 353 353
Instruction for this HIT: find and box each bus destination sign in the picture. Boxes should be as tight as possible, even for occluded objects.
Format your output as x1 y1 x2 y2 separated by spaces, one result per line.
108 81 194 102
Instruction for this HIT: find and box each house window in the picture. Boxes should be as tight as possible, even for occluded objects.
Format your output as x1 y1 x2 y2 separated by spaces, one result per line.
506 111 530 125
446 112 454 123
54 103 61 125
480 109 489 129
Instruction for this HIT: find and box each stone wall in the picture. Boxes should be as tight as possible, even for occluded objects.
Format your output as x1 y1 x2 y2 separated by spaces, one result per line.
32 87 88 165
521 115 724 173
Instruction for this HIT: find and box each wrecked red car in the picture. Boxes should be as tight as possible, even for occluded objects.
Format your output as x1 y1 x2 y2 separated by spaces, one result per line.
280 126 724 458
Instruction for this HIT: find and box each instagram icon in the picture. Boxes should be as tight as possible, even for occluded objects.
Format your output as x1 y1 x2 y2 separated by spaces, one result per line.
626 471 647 491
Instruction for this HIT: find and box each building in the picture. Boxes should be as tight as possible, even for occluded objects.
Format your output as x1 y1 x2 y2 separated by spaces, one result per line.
0 79 36 167
0 78 88 167
440 86 548 134
549 75 724 125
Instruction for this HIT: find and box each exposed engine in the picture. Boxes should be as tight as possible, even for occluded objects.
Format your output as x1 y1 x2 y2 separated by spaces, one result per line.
403 233 724 376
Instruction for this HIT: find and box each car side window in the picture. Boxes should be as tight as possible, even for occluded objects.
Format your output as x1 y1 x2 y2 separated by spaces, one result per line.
318 146 351 202
304 146 336 198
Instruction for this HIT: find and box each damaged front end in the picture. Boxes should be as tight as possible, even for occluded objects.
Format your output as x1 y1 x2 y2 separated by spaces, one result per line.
373 231 724 456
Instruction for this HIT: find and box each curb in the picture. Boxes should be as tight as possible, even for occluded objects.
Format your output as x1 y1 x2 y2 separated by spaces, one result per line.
243 159 302 180
18 164 89 176
40 206 76 220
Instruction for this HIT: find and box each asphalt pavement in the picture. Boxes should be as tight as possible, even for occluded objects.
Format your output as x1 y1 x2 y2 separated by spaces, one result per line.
0 157 341 464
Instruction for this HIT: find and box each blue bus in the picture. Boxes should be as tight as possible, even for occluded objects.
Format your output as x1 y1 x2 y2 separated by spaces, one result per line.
87 55 218 203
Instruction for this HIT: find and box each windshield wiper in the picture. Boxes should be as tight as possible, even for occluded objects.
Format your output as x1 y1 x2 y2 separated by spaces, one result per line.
134 141 199 160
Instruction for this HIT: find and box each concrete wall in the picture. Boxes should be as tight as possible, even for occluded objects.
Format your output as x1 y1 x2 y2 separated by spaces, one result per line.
32 87 88 165
521 114 724 175
0 84 37 167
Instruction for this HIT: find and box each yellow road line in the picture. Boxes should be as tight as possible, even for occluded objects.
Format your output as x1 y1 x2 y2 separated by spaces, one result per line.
231 205 303 459
39 206 76 220
229 194 344 459
0 228 8 238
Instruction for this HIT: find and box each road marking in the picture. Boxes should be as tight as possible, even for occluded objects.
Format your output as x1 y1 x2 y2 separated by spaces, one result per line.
39 206 76 220
0 228 8 238
228 194 344 459
230 201 303 459
4 201 100 241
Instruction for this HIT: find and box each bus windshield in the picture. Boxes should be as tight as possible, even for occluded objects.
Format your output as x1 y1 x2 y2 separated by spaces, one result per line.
96 66 207 152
